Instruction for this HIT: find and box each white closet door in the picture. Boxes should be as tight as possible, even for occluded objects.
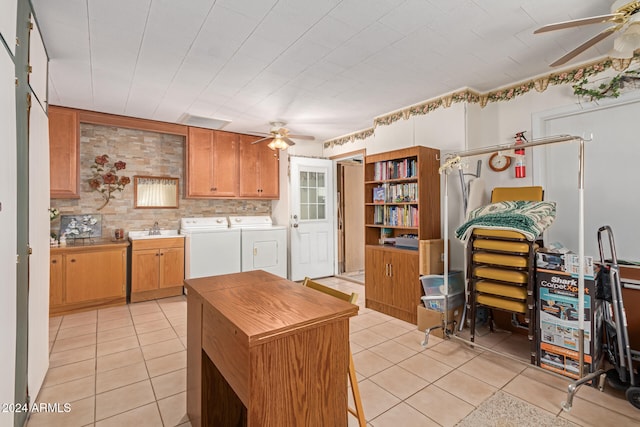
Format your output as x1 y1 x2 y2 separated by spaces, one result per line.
0 0 17 55
0 42 17 424
28 100 50 402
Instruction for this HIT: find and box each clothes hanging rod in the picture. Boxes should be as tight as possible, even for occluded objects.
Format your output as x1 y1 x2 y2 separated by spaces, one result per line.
446 134 585 161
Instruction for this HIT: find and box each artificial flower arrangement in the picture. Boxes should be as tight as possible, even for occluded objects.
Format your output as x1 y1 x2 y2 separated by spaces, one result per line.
49 207 60 245
49 207 60 221
89 154 131 210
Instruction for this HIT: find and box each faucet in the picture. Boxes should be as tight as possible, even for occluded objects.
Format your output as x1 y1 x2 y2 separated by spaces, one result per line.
149 221 161 235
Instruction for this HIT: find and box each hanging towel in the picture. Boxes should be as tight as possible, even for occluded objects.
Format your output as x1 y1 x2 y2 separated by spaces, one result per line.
466 178 487 218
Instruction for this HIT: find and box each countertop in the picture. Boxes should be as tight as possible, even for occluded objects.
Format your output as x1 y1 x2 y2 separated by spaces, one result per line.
50 238 130 253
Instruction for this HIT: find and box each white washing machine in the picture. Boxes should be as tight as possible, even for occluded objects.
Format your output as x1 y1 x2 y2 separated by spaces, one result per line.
228 215 287 278
180 217 241 279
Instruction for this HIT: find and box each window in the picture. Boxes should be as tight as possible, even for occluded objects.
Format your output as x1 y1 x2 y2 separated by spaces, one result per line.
299 171 326 220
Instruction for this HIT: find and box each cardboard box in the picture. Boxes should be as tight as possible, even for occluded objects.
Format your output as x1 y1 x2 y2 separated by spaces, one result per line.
539 342 595 380
419 239 446 275
537 249 603 377
535 249 595 277
417 304 463 338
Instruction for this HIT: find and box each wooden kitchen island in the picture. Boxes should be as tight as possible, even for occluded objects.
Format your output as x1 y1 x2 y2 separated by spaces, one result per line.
185 270 359 427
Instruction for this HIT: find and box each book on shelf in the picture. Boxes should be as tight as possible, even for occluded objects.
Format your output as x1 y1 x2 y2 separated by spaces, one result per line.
378 205 419 227
373 158 418 180
373 186 385 204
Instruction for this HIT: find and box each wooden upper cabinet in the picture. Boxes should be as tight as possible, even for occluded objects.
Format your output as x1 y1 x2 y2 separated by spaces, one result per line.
239 135 280 199
49 106 80 198
186 127 239 198
214 131 240 197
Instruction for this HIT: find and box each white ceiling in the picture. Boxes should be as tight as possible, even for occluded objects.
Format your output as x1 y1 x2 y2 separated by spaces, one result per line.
31 0 614 143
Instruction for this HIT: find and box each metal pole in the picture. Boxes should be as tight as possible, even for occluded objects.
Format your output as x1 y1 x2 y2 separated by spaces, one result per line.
447 135 581 160
578 139 585 378
443 168 449 331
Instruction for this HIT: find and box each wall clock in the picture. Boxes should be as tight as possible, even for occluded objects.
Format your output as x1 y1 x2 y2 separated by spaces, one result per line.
488 152 511 172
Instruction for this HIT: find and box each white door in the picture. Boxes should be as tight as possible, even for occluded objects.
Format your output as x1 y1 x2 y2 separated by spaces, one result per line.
290 157 335 281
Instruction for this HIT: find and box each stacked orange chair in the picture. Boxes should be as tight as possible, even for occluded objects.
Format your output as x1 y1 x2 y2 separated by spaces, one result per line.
467 186 543 364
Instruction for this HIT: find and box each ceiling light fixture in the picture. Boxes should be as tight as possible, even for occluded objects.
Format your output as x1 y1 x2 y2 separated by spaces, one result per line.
609 16 640 58
267 135 289 151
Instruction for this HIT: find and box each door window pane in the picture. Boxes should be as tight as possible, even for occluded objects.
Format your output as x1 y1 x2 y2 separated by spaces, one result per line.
299 170 326 220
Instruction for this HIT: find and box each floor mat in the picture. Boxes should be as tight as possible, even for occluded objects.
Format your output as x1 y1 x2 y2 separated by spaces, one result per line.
456 391 577 427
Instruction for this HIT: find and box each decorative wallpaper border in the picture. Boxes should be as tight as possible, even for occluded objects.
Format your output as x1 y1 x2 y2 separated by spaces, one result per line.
323 55 637 148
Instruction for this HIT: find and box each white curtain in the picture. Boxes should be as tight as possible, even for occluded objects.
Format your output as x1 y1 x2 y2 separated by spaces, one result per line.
137 178 177 207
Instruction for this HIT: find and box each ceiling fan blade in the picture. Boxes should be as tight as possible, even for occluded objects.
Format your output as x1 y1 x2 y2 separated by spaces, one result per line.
534 13 623 34
282 137 296 146
549 25 618 67
287 134 315 141
251 136 273 145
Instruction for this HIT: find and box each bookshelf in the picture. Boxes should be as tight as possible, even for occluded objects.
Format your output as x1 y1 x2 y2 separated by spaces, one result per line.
364 146 441 323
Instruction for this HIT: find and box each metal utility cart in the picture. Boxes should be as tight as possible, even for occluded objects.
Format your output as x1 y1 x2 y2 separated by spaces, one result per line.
563 225 640 410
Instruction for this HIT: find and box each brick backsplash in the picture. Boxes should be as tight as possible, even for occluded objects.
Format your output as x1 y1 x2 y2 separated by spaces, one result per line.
50 123 271 239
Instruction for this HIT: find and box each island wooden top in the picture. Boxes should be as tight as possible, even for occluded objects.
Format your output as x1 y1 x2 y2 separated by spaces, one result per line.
185 270 359 347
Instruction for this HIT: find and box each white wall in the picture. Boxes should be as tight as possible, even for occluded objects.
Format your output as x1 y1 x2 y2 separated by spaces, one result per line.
324 103 468 269
322 76 640 269
0 33 17 427
533 93 640 260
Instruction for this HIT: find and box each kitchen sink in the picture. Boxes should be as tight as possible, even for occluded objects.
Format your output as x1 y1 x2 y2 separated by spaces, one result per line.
128 229 182 240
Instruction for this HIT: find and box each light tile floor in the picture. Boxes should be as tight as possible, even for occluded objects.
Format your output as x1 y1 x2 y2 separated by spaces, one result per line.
28 277 640 426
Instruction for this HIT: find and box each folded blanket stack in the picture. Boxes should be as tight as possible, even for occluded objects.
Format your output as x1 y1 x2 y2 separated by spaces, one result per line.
455 200 556 242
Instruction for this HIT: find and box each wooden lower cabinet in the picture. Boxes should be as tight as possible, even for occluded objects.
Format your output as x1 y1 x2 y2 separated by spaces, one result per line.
131 237 185 302
365 245 420 324
50 241 128 316
49 254 64 308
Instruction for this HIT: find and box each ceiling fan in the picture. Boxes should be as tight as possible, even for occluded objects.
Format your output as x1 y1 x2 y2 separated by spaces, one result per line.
250 122 315 150
535 0 640 66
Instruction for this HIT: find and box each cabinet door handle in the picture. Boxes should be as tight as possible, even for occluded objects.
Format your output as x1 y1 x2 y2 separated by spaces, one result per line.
52 259 57 264
389 264 393 277
211 187 217 191
160 253 164 256
156 253 159 256
70 259 76 263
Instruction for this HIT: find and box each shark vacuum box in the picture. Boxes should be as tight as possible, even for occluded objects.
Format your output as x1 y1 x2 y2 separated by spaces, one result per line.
536 249 603 380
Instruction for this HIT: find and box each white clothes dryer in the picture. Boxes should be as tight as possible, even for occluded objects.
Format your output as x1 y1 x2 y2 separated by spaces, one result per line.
228 215 287 278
